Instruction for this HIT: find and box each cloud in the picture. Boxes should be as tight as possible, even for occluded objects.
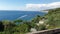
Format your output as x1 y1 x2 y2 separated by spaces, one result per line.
0 1 60 13
25 2 60 12
26 4 46 11
47 2 60 8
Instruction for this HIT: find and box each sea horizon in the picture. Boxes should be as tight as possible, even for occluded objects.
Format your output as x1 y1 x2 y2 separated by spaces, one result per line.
0 10 46 21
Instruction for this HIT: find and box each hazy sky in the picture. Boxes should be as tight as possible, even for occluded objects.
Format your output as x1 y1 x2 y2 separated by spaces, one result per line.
0 0 60 11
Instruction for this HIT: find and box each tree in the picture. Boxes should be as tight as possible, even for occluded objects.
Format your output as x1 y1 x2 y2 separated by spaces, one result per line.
0 21 4 32
2 20 16 34
31 15 41 23
35 24 46 31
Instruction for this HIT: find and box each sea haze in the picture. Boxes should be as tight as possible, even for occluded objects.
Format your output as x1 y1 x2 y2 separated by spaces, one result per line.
0 10 46 20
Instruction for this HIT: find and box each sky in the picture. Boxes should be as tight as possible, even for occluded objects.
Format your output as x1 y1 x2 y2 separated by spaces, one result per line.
0 0 60 11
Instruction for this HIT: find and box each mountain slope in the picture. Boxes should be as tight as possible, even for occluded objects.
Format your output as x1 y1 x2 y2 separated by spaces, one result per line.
45 8 60 29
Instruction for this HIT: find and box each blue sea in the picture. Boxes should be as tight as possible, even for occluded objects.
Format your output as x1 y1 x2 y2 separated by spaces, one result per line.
0 10 46 21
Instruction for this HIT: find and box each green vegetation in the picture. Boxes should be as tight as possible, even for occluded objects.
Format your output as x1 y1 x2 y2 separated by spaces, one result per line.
0 8 60 34
45 8 60 29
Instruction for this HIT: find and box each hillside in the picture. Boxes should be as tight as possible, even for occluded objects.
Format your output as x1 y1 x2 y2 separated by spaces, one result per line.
45 8 60 29
0 8 60 34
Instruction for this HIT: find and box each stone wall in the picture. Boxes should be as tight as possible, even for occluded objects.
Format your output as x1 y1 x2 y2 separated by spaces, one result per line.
27 28 60 34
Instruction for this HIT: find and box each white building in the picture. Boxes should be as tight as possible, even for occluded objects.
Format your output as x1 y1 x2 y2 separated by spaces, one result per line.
36 20 45 26
30 28 37 32
39 20 44 24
